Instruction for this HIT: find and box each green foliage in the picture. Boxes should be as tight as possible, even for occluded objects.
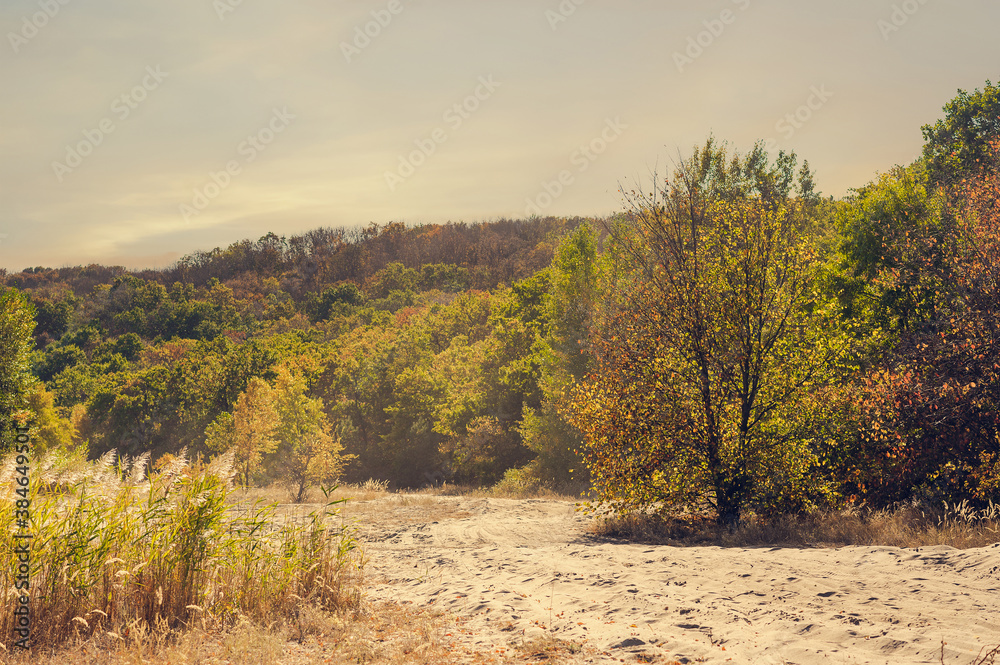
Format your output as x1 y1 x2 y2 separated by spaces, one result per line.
10 87 1000 516
419 263 470 292
113 332 143 361
0 288 36 448
922 80 1000 186
32 295 75 344
35 344 87 382
230 377 280 488
307 282 364 322
431 335 487 441
547 224 600 380
366 262 419 299
4 217 584 489
24 383 80 454
424 291 492 352
216 338 279 410
517 224 601 488
842 146 1000 507
60 324 103 352
319 325 401 483
834 165 948 333
204 411 236 455
517 401 585 489
370 289 418 313
445 416 520 486
314 286 538 488
204 376 281 488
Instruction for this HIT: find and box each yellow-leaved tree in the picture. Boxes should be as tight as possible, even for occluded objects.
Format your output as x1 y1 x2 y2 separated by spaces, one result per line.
206 376 279 488
570 139 848 526
270 365 352 502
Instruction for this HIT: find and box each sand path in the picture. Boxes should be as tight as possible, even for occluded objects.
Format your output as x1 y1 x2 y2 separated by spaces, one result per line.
354 495 1000 664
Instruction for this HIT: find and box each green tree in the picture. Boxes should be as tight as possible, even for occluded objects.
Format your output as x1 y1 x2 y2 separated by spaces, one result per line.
32 296 75 344
319 326 399 482
381 326 447 486
36 344 87 382
834 165 948 334
307 283 364 322
0 288 37 448
204 411 236 456
366 262 419 299
922 80 1000 186
517 224 600 489
419 263 470 292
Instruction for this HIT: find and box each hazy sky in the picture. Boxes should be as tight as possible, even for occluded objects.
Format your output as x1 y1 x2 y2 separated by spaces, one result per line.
1 0 997 271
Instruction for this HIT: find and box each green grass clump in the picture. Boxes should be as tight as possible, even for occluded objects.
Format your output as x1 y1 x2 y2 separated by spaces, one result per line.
0 448 360 651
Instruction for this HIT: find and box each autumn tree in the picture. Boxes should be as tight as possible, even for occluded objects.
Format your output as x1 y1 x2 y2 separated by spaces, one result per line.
206 377 279 487
25 384 80 453
847 141 1000 505
269 365 351 502
572 140 844 526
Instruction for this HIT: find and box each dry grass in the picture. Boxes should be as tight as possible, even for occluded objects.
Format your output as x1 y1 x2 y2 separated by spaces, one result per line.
261 478 582 534
240 477 586 504
593 500 1000 549
1 449 360 655
485 483 585 502
968 644 1000 665
516 633 584 661
0 600 598 664
1 460 588 664
236 478 396 505
0 600 464 664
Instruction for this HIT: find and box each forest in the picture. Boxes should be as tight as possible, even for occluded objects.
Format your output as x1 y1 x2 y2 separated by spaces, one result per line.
2 80 1000 527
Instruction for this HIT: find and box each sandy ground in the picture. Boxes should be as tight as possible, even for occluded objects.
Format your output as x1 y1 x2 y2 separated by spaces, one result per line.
349 495 1000 665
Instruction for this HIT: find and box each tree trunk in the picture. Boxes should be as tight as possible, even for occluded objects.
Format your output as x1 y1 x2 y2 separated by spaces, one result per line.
714 475 744 529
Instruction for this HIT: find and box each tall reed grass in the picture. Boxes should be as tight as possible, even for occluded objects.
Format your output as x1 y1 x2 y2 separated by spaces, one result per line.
0 448 360 651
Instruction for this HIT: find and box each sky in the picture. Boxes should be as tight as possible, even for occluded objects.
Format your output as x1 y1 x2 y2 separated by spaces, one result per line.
1 0 998 271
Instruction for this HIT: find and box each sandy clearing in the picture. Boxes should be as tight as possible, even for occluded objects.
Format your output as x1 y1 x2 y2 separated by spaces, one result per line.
352 495 1000 664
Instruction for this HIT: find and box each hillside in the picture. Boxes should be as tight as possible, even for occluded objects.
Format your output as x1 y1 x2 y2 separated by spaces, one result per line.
2 216 593 488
